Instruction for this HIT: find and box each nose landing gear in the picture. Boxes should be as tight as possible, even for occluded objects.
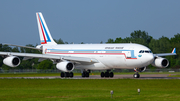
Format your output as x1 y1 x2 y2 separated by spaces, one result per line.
133 72 140 78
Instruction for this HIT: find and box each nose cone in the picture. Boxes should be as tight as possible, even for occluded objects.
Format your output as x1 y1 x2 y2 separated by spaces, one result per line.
140 53 154 67
146 53 154 64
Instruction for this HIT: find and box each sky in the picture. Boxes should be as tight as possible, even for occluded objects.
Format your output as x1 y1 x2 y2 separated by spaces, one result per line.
0 0 180 45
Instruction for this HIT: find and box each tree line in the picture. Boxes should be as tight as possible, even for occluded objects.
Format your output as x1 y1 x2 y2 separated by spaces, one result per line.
107 30 180 69
0 30 180 70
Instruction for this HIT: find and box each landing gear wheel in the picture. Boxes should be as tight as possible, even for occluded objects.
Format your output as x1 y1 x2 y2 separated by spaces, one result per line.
82 71 89 77
82 72 85 77
101 72 105 77
109 72 114 78
69 72 74 78
61 72 65 77
100 71 114 78
105 72 109 77
85 72 89 77
60 72 74 78
65 72 70 77
133 73 140 78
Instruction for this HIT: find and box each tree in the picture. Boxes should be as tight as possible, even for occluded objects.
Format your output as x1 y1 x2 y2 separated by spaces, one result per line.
106 38 114 43
158 36 171 53
37 60 53 69
130 30 152 47
12 47 19 52
54 38 64 44
114 37 123 43
170 33 180 43
170 33 180 58
2 45 12 52
149 39 160 53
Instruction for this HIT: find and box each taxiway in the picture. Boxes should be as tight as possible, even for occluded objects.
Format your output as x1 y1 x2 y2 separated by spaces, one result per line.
0 74 179 79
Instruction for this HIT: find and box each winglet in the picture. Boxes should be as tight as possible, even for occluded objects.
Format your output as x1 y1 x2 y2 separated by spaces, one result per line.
172 48 176 53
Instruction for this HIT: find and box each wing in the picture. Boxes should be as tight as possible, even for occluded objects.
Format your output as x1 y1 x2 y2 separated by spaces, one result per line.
153 48 176 57
0 52 98 63
2 43 42 50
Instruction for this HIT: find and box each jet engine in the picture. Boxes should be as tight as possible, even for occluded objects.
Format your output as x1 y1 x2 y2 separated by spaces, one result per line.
134 67 146 72
3 56 21 67
56 61 74 72
151 57 169 68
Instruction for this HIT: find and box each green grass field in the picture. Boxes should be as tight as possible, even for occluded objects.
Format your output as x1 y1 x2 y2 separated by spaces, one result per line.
0 79 180 101
0 72 180 77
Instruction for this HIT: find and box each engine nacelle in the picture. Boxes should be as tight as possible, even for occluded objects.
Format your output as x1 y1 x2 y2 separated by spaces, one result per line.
151 57 169 68
3 56 21 67
134 67 146 72
56 61 74 72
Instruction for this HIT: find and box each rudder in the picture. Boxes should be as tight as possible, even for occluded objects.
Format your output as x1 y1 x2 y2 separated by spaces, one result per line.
36 12 57 45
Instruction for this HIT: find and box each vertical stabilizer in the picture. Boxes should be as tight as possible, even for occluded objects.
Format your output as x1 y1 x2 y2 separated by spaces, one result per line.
36 12 57 45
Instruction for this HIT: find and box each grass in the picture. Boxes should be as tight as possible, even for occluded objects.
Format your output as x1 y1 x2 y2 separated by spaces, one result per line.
0 72 180 77
0 79 180 101
0 73 61 77
168 74 180 77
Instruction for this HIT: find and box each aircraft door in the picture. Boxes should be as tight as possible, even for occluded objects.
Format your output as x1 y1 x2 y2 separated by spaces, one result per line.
127 47 134 58
127 51 131 58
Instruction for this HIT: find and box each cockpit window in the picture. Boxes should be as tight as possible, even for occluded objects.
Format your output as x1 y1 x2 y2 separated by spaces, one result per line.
139 50 144 53
139 50 152 53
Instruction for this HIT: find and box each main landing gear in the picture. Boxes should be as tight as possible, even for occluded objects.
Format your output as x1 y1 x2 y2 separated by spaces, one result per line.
133 72 140 78
60 72 74 78
101 71 114 78
82 70 90 77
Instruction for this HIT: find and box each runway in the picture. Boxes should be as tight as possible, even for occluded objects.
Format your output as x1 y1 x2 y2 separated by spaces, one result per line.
0 74 180 79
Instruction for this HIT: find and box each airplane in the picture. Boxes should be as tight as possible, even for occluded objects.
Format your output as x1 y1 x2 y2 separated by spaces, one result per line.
0 12 176 78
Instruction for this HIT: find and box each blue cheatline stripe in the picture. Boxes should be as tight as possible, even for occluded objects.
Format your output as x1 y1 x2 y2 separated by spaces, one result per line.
39 14 51 42
46 49 137 58
130 50 136 58
47 49 131 51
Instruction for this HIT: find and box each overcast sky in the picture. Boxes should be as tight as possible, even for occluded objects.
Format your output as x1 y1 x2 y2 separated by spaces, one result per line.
0 0 180 45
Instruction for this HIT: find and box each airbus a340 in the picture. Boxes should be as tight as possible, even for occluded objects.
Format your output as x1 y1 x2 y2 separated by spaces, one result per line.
0 12 176 78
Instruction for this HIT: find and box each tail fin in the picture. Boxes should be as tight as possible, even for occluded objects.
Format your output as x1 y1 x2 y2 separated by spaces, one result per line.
36 12 57 45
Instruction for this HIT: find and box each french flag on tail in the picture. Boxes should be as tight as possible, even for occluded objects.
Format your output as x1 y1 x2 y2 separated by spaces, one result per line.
36 12 57 45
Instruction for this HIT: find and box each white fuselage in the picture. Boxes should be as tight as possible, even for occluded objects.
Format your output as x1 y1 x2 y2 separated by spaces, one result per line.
42 43 154 70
